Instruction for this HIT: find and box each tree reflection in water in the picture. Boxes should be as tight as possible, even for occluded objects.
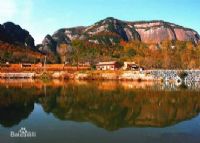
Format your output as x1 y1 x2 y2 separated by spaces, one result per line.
0 86 37 127
0 80 200 130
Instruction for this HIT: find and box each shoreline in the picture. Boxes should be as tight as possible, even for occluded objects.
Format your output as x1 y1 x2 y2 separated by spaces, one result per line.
0 70 200 82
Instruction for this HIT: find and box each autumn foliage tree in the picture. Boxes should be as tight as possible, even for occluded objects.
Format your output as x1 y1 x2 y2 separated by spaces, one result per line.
121 40 200 69
69 39 200 69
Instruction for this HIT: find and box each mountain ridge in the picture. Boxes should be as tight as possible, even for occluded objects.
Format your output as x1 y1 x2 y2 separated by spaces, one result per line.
39 17 200 56
0 18 200 66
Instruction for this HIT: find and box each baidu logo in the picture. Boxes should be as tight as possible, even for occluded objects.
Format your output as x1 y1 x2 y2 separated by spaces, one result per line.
10 127 36 138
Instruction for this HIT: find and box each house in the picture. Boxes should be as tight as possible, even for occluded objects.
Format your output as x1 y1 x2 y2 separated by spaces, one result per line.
21 63 43 68
123 62 137 70
96 61 120 70
131 64 140 70
123 62 144 71
78 62 90 67
131 65 144 71
21 63 32 68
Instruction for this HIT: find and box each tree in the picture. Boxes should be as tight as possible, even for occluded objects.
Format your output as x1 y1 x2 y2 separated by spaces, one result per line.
57 43 72 64
71 40 84 69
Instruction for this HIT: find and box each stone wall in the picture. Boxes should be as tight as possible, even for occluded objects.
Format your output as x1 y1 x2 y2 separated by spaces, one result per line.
147 70 200 82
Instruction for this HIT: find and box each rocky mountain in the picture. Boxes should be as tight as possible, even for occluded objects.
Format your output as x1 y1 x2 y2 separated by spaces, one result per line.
39 17 200 55
0 22 45 63
0 22 35 49
1 19 199 64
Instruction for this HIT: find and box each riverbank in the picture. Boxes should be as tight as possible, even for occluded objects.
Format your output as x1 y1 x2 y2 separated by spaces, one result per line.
1 70 200 82
73 70 200 82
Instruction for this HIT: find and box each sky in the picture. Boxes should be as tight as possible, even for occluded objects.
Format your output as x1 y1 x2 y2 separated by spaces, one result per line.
0 0 199 44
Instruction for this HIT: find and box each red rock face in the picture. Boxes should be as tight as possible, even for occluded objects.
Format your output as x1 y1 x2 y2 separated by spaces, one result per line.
132 21 200 44
135 27 176 43
174 28 199 43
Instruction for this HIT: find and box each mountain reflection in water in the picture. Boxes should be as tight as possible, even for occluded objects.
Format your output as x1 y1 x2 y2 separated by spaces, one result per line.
0 79 200 131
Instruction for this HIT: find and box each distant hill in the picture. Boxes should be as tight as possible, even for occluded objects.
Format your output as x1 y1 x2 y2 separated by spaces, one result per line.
0 22 48 63
0 22 35 49
38 17 200 56
1 19 200 68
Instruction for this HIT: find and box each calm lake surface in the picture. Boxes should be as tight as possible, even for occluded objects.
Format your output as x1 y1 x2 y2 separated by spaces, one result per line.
0 79 200 143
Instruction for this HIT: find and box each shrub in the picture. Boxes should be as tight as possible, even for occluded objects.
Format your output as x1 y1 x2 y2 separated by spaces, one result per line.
178 71 188 80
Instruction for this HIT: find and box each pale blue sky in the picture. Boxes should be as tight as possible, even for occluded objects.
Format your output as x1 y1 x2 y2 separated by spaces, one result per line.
0 0 199 44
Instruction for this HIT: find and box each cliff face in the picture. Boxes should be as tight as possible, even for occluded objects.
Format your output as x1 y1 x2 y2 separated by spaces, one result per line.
39 17 200 54
131 21 200 43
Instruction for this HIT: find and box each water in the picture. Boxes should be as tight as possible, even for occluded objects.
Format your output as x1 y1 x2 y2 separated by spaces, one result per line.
0 80 200 143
